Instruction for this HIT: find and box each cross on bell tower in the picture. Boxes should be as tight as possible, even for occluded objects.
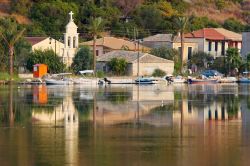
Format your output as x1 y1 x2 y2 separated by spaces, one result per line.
69 11 74 21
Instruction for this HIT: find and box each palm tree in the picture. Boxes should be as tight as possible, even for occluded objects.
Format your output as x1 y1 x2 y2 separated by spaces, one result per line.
88 17 104 76
0 19 25 80
174 16 188 73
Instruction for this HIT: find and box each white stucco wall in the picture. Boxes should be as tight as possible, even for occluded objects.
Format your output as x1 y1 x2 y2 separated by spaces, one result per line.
32 38 64 57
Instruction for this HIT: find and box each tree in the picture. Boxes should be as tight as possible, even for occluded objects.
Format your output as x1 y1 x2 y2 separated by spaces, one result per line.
150 46 179 60
226 47 242 74
152 69 166 77
30 0 79 34
88 17 104 76
223 18 245 33
0 18 26 80
115 0 143 18
174 16 188 73
190 52 213 71
71 46 93 74
26 49 65 73
107 58 128 75
11 0 32 15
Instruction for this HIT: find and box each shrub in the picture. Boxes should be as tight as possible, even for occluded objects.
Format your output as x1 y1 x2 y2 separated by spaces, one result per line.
26 49 66 73
96 71 105 78
107 58 128 76
71 46 93 74
152 69 166 77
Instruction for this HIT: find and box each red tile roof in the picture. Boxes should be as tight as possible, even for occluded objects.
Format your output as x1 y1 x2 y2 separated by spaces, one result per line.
25 37 47 46
185 28 225 40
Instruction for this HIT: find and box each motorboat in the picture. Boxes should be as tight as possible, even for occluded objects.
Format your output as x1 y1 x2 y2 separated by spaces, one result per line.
163 75 186 84
45 78 73 85
73 70 98 85
238 71 250 83
45 73 73 85
188 76 218 84
238 77 250 83
135 77 158 84
219 77 237 83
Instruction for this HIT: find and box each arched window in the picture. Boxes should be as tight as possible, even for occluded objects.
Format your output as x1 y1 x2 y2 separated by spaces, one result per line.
73 37 76 48
68 37 71 48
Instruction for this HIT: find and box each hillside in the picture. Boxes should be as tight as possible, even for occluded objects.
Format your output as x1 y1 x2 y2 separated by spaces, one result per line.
0 0 249 37
0 0 31 24
188 0 250 24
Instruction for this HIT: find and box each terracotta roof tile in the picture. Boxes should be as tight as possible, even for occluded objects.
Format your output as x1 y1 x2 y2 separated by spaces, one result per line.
80 37 150 51
25 37 47 45
185 28 225 40
97 50 173 63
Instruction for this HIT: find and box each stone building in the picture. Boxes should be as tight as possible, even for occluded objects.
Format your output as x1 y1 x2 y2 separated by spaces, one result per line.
185 28 242 58
80 36 150 56
142 34 198 62
96 50 174 76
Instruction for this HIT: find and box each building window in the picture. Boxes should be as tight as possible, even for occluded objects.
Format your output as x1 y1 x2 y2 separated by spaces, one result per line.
208 41 212 51
68 37 71 48
96 50 99 56
73 37 76 48
221 41 225 55
188 47 192 60
215 41 218 51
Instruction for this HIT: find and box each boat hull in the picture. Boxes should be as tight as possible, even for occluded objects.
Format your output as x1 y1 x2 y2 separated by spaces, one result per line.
188 79 218 84
45 79 73 85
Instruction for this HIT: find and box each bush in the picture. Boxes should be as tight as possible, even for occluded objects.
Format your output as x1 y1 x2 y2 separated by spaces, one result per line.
71 46 93 74
26 49 66 73
107 58 127 76
223 18 245 33
96 71 105 78
152 69 166 77
150 46 179 61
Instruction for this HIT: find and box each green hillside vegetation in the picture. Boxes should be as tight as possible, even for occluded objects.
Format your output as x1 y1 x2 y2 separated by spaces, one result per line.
2 0 249 39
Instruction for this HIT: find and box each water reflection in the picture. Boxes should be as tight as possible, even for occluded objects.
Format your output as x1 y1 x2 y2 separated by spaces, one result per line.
0 84 249 165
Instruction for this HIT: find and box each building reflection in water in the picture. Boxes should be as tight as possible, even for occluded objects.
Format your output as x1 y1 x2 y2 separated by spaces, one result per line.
31 86 79 165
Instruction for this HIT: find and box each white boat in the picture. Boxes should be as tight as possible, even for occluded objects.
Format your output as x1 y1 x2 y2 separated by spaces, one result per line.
73 70 98 85
163 75 186 83
219 77 237 83
73 78 98 85
45 78 73 85
135 77 158 84
45 73 73 85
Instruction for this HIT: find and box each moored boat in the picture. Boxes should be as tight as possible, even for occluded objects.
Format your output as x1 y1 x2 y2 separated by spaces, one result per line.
188 77 218 84
45 78 73 85
135 77 157 84
219 77 237 83
238 77 250 83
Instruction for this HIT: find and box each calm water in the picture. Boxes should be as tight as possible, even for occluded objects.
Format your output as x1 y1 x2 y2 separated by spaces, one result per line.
1 84 250 166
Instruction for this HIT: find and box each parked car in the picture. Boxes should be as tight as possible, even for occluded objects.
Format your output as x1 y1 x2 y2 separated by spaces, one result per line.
201 70 223 77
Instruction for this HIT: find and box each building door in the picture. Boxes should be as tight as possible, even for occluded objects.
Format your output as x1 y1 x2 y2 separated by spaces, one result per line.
188 47 192 60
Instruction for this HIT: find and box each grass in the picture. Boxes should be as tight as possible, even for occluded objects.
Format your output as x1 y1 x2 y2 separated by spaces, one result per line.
0 72 20 81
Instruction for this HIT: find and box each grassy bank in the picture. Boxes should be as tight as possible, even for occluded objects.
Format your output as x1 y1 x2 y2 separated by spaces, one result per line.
0 72 20 81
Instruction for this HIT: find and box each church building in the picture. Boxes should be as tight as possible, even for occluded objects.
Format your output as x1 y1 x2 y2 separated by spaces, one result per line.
62 11 79 67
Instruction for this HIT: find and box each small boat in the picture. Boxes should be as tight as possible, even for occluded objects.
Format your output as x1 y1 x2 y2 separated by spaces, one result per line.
163 75 186 84
135 77 157 84
73 70 98 85
219 77 237 83
238 77 250 83
45 73 73 85
45 78 73 85
188 76 218 84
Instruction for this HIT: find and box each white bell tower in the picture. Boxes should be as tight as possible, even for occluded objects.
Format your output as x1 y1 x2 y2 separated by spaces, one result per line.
63 11 79 67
